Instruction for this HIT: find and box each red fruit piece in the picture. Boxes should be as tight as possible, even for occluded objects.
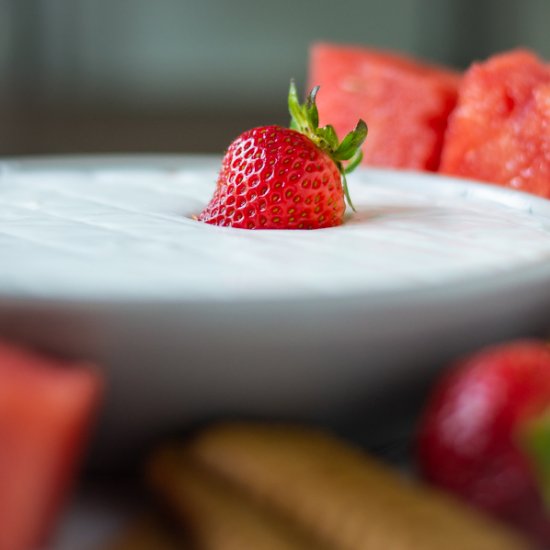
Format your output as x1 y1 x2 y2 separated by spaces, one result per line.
199 126 343 229
0 341 102 550
440 49 550 198
198 82 367 229
418 340 550 545
309 43 460 171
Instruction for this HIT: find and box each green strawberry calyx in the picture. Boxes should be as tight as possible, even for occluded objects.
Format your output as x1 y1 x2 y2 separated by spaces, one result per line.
288 80 368 212
519 411 550 507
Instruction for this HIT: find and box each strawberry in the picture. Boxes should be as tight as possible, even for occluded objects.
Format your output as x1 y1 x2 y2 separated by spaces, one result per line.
417 340 550 545
197 82 367 229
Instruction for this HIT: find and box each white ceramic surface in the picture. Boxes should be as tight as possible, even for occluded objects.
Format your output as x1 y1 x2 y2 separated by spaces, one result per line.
1 155 550 461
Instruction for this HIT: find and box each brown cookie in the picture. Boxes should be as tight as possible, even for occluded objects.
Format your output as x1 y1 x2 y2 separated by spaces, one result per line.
185 423 529 550
149 446 328 550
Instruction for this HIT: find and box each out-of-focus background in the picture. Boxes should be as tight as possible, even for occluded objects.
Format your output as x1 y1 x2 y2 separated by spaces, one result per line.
1 0 549 157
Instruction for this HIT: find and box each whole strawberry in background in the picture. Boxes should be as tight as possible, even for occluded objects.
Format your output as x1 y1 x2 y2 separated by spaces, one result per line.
418 340 550 546
198 82 367 229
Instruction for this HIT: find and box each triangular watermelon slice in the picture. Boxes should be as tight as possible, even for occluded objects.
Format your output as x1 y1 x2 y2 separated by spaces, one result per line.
0 341 102 550
309 43 461 171
440 49 550 199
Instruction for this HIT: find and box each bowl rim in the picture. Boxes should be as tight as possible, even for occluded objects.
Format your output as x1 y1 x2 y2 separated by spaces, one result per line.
1 153 550 310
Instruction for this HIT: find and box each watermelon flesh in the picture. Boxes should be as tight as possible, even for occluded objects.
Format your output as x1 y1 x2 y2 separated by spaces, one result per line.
309 43 461 171
0 342 102 550
440 49 550 198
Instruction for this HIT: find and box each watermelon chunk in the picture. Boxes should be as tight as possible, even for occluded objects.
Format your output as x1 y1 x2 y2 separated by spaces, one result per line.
309 43 461 171
0 341 101 550
440 49 550 198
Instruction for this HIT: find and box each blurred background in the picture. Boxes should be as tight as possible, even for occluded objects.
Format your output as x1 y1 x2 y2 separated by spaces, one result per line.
1 0 549 157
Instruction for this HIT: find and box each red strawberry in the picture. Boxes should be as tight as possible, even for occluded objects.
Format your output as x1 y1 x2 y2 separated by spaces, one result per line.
198 82 367 229
417 340 550 545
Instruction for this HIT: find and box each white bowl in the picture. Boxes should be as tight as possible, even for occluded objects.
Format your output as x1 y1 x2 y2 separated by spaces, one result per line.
2 155 550 462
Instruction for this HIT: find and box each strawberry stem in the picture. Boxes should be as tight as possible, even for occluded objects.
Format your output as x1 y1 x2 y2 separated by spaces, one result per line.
288 80 367 212
519 412 550 508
